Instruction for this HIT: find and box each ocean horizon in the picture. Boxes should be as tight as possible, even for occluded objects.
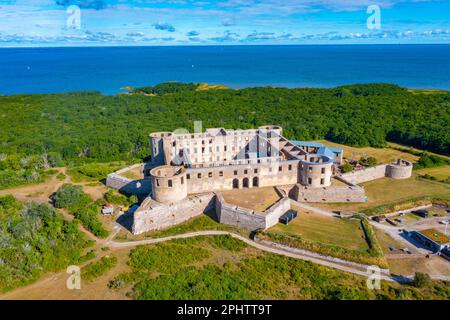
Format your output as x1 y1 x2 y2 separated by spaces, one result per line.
1 44 450 95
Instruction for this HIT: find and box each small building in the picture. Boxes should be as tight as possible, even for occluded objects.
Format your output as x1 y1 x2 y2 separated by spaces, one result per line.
102 204 114 215
410 228 450 252
279 210 298 225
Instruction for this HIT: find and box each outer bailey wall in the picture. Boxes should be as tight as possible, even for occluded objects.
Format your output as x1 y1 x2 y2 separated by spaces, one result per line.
132 193 215 234
215 193 290 231
294 185 366 203
341 165 387 185
106 174 151 195
215 193 266 230
106 163 151 195
264 197 291 229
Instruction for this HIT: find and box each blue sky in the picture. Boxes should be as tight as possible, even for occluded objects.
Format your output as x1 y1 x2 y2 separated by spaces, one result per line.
0 0 449 46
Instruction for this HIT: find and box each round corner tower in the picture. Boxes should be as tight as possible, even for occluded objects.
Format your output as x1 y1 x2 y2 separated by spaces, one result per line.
300 155 333 188
150 165 187 203
386 159 413 179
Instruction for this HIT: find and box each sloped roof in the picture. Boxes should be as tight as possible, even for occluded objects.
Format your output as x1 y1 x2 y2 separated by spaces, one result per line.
290 140 324 148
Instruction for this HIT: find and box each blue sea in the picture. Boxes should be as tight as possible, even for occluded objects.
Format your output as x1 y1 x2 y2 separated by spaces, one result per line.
1 44 450 95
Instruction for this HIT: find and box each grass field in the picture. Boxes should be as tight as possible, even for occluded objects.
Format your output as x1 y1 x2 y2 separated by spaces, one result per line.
119 166 144 180
269 209 369 252
316 173 450 213
316 140 420 163
415 165 450 181
221 187 281 212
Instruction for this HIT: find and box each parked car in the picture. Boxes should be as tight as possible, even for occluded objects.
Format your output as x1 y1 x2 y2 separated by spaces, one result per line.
439 220 449 225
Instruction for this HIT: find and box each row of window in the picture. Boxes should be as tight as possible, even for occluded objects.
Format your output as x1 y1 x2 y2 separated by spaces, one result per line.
307 178 326 185
155 177 184 188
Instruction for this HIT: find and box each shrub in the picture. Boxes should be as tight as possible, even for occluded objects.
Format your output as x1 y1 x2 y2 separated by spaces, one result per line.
54 184 109 238
341 163 354 173
82 255 118 281
0 196 87 293
411 272 432 288
360 156 377 167
104 189 137 206
53 184 90 209
414 153 450 170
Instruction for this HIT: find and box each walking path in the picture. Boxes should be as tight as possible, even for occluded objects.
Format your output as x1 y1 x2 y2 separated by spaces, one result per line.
109 230 397 281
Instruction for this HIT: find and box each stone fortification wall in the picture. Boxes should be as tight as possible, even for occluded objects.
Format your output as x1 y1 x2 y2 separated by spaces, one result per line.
132 193 215 234
341 164 388 185
293 185 366 203
215 193 290 231
215 193 266 231
340 159 412 185
264 197 291 228
386 159 413 179
106 163 151 195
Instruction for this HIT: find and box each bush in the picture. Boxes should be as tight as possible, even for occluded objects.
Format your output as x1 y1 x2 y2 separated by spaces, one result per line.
0 196 87 293
414 153 450 170
82 255 118 281
341 163 354 173
53 184 90 209
411 272 432 288
104 189 137 206
360 156 377 167
54 184 109 238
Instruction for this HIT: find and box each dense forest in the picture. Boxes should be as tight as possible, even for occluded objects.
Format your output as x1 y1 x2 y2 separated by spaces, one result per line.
0 83 448 170
0 195 90 292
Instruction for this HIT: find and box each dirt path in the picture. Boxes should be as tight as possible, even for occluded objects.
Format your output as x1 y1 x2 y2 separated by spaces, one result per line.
107 230 395 281
0 167 70 204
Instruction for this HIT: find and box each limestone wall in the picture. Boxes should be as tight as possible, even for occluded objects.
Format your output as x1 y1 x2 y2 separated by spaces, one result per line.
264 197 291 228
293 185 366 203
386 159 413 179
215 193 266 231
341 164 387 185
106 164 151 196
132 193 215 234
215 193 290 231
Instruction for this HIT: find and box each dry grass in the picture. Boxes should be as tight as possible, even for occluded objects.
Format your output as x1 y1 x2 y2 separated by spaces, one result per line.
373 228 404 254
119 166 144 180
269 209 369 252
415 165 450 181
316 174 450 213
387 256 450 276
221 187 281 212
316 140 420 163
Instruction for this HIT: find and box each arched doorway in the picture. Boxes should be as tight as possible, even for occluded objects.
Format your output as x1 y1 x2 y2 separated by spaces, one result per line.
253 176 259 187
232 178 239 189
243 177 249 188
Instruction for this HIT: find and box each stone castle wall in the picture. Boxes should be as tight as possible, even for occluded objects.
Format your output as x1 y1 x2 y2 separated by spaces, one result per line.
293 185 366 203
106 163 151 195
132 193 215 234
215 193 266 231
386 159 413 179
215 192 290 231
341 164 388 185
341 159 412 185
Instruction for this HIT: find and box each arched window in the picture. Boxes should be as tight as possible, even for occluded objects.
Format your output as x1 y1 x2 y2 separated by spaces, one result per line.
253 177 259 187
232 178 239 189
